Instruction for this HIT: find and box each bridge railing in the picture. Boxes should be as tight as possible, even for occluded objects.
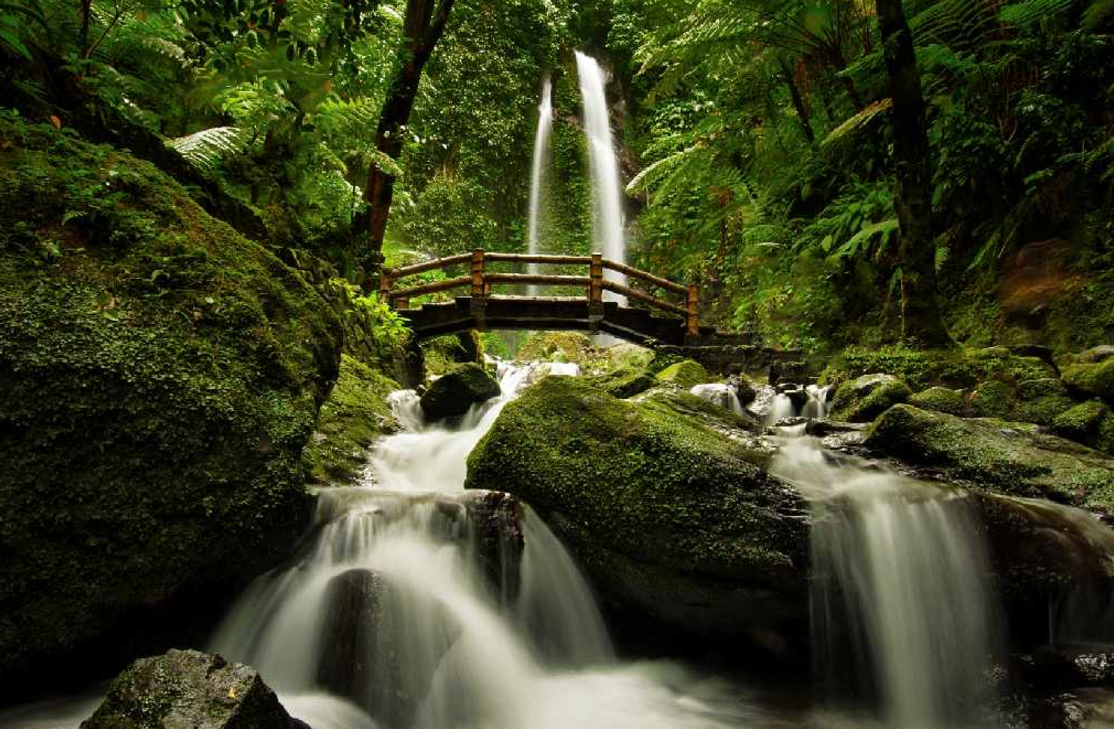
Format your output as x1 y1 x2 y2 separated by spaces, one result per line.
379 249 699 336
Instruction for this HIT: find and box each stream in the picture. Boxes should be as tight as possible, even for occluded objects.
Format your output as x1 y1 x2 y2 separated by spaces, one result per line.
4 362 1114 729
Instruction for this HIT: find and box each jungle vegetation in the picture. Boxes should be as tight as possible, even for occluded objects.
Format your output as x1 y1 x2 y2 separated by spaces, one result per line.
1 0 1112 354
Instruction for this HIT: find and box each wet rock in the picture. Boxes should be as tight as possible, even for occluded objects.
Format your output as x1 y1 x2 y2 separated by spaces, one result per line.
654 359 709 389
318 568 459 728
420 362 501 422
466 376 808 653
730 375 757 406
863 405 1114 513
460 490 525 604
82 649 299 729
1027 645 1114 690
830 374 912 422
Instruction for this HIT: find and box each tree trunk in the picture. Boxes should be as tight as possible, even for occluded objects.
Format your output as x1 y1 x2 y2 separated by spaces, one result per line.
364 0 455 281
875 0 951 347
778 56 814 143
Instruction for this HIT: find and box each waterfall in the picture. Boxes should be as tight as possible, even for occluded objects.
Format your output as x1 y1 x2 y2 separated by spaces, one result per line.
206 362 762 729
575 51 627 301
526 77 553 296
773 438 1002 727
689 383 747 417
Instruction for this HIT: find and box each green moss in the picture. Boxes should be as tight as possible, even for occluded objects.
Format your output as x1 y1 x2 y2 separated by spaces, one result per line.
1052 400 1109 440
0 119 341 672
584 366 654 398
304 355 401 485
654 359 709 389
830 374 912 422
909 386 967 416
420 332 480 376
465 377 804 587
968 380 1015 418
1063 359 1114 404
864 405 1114 512
517 331 593 364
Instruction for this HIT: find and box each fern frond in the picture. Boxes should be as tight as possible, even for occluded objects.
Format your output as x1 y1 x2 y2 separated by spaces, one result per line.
999 0 1075 26
822 98 893 147
166 126 251 172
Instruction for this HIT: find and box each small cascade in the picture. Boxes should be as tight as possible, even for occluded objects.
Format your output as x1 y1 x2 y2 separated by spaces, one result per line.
751 383 831 425
690 383 747 417
575 51 627 302
774 438 1002 727
526 77 553 296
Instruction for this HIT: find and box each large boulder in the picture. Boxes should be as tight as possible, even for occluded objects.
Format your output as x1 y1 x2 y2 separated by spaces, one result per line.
830 373 912 422
465 377 809 651
863 405 1114 513
653 359 709 389
82 649 300 729
419 362 501 422
1063 358 1114 404
0 120 341 678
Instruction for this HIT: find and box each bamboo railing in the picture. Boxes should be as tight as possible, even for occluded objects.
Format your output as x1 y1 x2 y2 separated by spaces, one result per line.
379 249 699 336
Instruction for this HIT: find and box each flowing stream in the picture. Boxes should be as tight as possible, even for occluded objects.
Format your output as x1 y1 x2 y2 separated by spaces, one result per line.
206 362 786 729
526 76 552 296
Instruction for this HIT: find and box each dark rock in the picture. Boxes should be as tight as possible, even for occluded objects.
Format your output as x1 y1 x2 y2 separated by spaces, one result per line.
460 490 525 604
420 362 501 422
730 376 757 406
1007 344 1058 369
81 649 299 729
466 377 809 655
318 568 459 728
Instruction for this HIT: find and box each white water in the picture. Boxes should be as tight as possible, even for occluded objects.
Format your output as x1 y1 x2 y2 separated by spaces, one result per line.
526 77 553 297
205 362 781 729
774 437 1000 728
690 383 748 417
575 51 627 301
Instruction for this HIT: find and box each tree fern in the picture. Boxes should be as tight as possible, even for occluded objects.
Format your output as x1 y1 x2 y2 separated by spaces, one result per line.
166 126 252 172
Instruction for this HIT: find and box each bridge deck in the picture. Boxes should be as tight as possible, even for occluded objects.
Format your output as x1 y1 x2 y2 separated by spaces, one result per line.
399 296 747 347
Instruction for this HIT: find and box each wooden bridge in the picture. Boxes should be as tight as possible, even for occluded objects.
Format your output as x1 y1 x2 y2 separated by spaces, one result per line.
379 250 746 347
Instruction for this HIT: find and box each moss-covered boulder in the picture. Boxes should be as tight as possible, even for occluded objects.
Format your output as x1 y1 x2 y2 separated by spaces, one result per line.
0 120 342 676
654 359 709 389
863 405 1114 512
584 366 655 399
1063 359 1114 404
305 354 401 484
81 649 299 729
420 362 500 422
910 386 967 416
830 373 912 422
465 377 808 647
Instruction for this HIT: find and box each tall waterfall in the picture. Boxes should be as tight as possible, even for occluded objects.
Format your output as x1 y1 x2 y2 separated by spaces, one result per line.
774 438 1001 727
526 77 553 296
575 51 627 300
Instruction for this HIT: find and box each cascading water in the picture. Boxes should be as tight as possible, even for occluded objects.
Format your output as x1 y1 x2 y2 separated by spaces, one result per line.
773 437 1002 728
526 77 553 296
690 383 748 417
575 51 627 302
205 362 775 729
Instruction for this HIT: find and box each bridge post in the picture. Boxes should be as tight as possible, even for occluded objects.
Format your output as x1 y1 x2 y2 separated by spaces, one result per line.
686 284 700 340
470 248 487 329
588 252 604 333
378 270 392 303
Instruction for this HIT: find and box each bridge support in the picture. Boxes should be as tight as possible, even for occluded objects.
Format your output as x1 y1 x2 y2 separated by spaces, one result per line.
470 248 487 330
588 253 604 334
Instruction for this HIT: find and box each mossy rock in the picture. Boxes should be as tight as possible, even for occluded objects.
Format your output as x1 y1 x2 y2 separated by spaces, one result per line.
863 405 1114 512
654 359 709 389
909 386 967 416
0 120 341 676
584 366 655 398
419 362 500 421
465 376 808 643
830 374 912 422
304 354 401 485
517 331 594 364
1063 359 1114 404
81 649 299 729
820 345 1058 392
419 332 482 377
967 379 1015 419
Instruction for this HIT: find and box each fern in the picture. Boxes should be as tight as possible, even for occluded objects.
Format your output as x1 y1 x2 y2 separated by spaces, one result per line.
999 0 1075 26
822 98 893 147
166 126 252 172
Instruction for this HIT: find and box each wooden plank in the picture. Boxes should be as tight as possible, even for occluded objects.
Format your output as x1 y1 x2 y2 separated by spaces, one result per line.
601 281 688 316
485 252 593 265
390 275 472 299
388 253 471 279
484 273 591 287
602 259 688 295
